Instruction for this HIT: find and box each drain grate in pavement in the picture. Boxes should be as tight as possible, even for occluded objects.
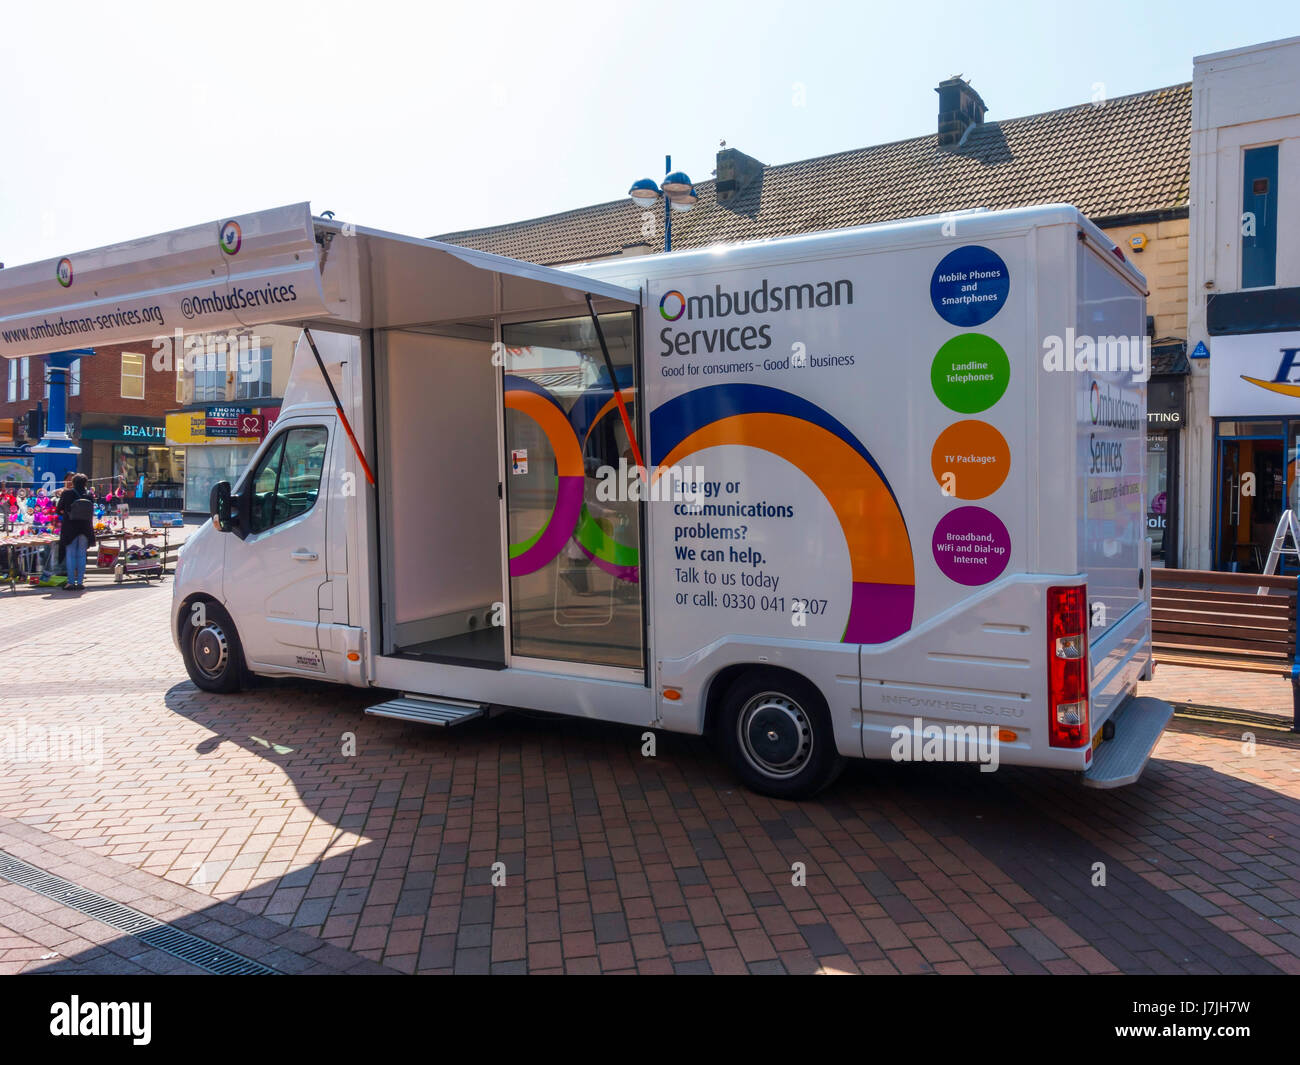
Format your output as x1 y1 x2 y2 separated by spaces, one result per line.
0 850 277 975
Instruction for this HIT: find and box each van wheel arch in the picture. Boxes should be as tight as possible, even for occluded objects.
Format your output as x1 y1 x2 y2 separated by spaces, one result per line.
704 664 846 799
178 595 247 693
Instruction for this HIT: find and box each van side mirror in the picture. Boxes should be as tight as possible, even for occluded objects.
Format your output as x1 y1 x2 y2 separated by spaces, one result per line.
210 481 233 532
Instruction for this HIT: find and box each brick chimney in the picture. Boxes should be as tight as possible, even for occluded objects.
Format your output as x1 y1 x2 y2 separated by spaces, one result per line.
715 147 765 203
935 76 986 149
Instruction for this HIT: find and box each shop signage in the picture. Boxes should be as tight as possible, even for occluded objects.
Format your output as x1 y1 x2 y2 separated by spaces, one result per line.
78 413 165 443
168 405 280 446
1147 377 1185 426
205 405 248 437
1209 330 1300 416
148 511 185 528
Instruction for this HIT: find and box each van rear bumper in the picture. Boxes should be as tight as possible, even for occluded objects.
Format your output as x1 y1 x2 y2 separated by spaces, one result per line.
1081 696 1174 788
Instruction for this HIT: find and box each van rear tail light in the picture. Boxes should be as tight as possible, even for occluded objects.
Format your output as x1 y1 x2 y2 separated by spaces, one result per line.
1047 585 1089 748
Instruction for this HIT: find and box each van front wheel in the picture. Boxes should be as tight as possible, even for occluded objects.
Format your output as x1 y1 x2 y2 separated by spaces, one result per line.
181 600 246 693
716 672 844 799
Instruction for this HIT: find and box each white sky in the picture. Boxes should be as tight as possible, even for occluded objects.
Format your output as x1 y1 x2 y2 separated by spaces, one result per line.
1 0 1296 266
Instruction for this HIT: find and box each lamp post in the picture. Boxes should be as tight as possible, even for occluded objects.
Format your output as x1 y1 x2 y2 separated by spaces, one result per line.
628 155 699 252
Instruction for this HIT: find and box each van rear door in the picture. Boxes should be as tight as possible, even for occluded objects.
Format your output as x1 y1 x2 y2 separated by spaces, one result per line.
1075 234 1150 725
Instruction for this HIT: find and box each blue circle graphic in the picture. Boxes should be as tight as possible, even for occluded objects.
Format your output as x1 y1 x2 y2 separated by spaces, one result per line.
930 245 1010 327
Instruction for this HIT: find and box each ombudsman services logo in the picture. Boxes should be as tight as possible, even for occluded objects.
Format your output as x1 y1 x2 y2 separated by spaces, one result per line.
56 257 73 288
218 219 242 256
659 290 686 321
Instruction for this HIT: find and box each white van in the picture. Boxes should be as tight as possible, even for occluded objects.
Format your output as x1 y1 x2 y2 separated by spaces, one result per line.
0 202 1172 798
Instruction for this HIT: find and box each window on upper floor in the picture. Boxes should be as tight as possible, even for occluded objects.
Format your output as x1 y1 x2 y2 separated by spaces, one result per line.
121 352 145 400
193 349 227 403
235 345 273 400
1242 145 1279 289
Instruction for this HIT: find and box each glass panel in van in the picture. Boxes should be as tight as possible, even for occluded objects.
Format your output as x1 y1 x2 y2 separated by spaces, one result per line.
500 313 644 671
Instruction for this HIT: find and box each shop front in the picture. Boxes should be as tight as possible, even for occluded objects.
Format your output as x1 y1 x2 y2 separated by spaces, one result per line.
78 414 185 510
1145 356 1186 567
1208 330 1300 572
166 404 280 512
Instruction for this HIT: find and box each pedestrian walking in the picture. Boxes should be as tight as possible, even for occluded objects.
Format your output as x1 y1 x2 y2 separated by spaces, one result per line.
57 473 96 591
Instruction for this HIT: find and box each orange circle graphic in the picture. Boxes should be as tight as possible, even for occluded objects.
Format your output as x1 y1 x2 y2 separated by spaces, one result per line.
930 420 1010 500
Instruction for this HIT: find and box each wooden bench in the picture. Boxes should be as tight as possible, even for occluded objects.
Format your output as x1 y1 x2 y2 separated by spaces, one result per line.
1151 568 1300 730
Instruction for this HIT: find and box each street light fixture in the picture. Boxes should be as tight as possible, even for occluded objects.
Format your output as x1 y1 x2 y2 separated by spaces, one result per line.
628 155 698 252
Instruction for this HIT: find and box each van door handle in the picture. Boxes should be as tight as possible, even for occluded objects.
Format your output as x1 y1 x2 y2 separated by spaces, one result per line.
291 549 319 562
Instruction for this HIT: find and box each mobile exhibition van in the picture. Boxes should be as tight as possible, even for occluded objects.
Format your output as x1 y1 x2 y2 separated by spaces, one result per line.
0 202 1173 797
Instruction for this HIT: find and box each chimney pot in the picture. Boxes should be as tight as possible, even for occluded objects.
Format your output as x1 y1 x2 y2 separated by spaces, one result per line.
715 147 765 203
936 76 987 149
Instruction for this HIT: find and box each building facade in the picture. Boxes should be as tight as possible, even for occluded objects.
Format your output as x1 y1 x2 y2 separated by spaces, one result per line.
1187 35 1300 572
164 323 298 510
0 341 182 504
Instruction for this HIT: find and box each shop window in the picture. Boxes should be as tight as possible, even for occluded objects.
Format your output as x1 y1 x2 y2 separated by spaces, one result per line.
183 444 251 513
1146 434 1169 560
1242 145 1279 289
121 352 145 400
235 346 273 400
247 426 327 534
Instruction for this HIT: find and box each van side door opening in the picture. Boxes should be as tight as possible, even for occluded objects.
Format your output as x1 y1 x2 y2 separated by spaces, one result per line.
376 308 648 680
379 325 509 668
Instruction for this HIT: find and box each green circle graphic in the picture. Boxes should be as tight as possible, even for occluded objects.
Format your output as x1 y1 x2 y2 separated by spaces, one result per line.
930 334 1010 413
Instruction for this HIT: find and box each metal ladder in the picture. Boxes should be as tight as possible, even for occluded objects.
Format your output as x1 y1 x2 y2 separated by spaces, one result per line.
1258 508 1300 593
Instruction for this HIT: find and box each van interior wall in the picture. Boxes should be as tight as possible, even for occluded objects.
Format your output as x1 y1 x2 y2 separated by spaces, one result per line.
384 330 501 652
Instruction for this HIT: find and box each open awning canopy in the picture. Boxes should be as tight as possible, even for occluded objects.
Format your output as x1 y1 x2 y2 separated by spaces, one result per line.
0 203 640 360
330 220 641 332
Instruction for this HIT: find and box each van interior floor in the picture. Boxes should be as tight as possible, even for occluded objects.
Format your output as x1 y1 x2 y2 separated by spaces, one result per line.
391 627 507 669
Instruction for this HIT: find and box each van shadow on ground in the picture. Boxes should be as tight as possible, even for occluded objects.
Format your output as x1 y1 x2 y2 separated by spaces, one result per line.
33 678 1300 974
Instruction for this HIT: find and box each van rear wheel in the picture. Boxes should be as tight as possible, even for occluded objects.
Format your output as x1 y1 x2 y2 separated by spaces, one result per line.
716 671 844 799
181 600 245 693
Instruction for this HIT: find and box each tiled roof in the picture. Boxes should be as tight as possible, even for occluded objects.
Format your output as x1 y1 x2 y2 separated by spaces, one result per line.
435 83 1191 266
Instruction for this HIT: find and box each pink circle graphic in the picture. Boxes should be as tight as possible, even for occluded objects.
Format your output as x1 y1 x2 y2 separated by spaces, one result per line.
931 506 1011 585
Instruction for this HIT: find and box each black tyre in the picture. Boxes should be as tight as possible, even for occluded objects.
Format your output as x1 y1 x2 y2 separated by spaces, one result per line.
180 599 246 693
715 670 844 799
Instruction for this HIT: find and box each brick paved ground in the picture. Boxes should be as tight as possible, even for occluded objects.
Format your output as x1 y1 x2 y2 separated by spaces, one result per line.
1 573 1298 974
